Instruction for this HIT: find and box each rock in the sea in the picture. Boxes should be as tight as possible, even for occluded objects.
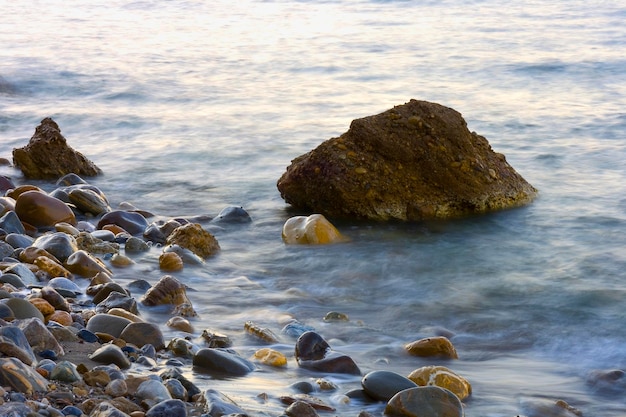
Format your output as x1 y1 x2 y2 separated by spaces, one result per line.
295 331 361 375
281 214 348 244
146 399 188 417
166 222 220 258
361 370 418 401
277 99 537 221
12 117 102 179
0 357 49 395
200 388 248 416
253 347 288 367
408 365 472 400
136 379 173 408
211 206 252 224
159 251 184 272
193 348 256 376
141 275 194 310
14 190 77 228
405 336 458 359
385 386 464 417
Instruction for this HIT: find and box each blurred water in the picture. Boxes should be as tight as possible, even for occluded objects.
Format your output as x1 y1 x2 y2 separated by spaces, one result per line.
2 0 626 415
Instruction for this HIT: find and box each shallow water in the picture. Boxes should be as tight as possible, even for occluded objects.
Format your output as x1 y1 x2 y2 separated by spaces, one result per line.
2 0 626 415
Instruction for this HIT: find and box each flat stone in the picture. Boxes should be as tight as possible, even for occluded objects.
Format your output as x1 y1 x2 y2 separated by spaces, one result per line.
385 386 464 417
193 348 256 376
361 370 418 401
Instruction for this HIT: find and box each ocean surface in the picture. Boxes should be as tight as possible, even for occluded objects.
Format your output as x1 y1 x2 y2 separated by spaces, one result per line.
2 0 626 415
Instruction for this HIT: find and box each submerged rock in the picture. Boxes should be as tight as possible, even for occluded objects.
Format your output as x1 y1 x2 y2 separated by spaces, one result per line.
408 365 472 400
166 222 220 258
385 386 464 417
12 117 102 179
277 99 537 221
405 336 459 359
281 214 348 244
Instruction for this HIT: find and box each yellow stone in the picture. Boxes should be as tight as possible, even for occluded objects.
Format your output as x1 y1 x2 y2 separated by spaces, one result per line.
34 256 72 278
108 308 144 323
281 214 348 245
28 298 55 317
253 348 287 367
405 336 458 359
407 365 472 401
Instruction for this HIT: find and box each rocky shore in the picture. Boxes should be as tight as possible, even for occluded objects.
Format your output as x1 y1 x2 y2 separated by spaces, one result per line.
0 117 588 417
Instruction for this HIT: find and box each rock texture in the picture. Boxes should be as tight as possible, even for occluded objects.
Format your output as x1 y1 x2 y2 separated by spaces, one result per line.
277 99 537 221
13 117 102 179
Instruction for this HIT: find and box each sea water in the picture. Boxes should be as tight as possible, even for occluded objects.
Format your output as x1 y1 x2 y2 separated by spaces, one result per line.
2 0 626 415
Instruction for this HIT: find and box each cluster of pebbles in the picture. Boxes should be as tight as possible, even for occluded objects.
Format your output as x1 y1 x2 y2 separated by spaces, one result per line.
0 169 589 417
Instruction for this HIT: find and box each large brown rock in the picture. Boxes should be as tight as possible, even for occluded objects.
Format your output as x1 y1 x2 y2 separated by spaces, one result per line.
277 99 537 221
12 117 102 179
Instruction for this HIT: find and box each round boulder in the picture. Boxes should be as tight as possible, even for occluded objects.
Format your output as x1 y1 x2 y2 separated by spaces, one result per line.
277 99 537 221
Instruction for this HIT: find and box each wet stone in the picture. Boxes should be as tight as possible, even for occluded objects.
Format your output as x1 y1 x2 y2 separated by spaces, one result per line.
33 231 78 262
0 211 25 235
17 317 65 357
200 329 232 348
201 388 248 416
0 325 37 365
0 272 26 288
166 316 194 333
159 251 184 272
164 378 188 401
146 398 187 417
211 206 252 224
0 357 49 395
282 320 316 338
95 291 138 315
14 190 77 228
385 386 464 417
193 348 256 376
361 370 418 401
408 365 472 401
47 277 82 298
92 282 129 304
2 297 45 321
162 243 204 264
119 322 165 350
295 331 330 361
5 232 33 249
160 367 201 399
76 231 120 254
97 210 149 235
298 351 361 375
68 186 111 215
141 275 193 308
86 313 132 338
136 379 173 408
405 336 459 359
89 343 131 369
165 222 220 258
282 214 348 245
50 360 81 383
285 400 320 417
124 235 149 253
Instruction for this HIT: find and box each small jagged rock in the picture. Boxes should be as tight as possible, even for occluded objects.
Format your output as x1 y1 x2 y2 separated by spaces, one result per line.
12 117 102 179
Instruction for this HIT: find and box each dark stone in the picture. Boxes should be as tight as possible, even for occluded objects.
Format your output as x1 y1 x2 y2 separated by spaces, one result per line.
4 233 33 249
193 348 256 376
0 357 49 394
160 367 201 399
361 370 418 401
295 331 330 361
201 388 248 417
0 211 25 235
97 210 149 235
32 231 78 263
12 117 102 179
211 206 252 224
95 291 138 315
145 399 187 417
277 99 537 221
89 344 131 369
385 386 463 417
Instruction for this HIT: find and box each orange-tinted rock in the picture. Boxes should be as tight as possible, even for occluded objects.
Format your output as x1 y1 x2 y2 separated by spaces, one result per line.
14 190 76 228
166 223 220 258
47 310 73 326
12 117 101 179
281 214 348 245
6 185 43 200
407 366 471 400
159 252 184 272
19 247 61 264
385 386 463 417
405 336 458 359
141 275 192 307
253 348 288 367
34 256 72 278
28 298 55 317
65 250 111 277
